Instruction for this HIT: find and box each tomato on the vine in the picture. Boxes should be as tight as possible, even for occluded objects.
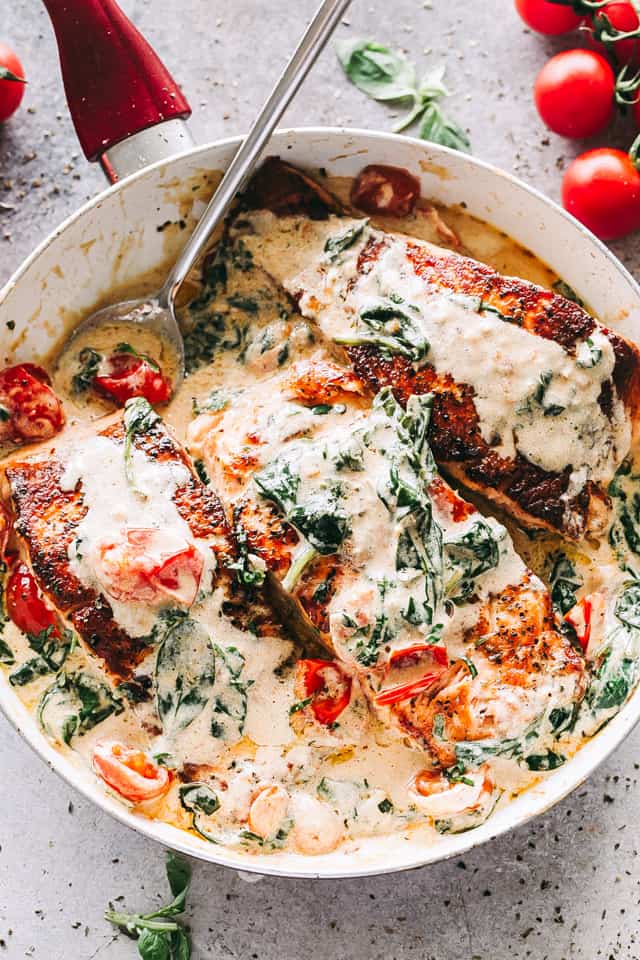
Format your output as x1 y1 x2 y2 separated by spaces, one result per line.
0 43 26 123
589 1 640 68
514 0 582 35
562 144 640 240
534 50 615 138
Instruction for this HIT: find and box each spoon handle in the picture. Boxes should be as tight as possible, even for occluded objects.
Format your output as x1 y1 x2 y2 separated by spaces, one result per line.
159 0 352 306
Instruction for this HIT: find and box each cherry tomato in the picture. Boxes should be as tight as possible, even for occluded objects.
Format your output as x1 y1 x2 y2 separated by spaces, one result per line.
428 478 476 523
388 643 449 670
0 363 65 445
350 164 420 217
0 43 26 123
93 350 171 406
296 658 352 725
589 1 640 67
534 50 614 138
95 528 204 606
375 672 439 707
92 740 172 803
562 147 640 239
514 0 582 34
6 562 58 638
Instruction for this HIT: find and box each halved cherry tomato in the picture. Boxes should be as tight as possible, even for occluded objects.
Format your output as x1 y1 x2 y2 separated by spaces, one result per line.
562 146 640 240
296 658 352 725
92 740 172 803
0 363 64 445
93 350 171 406
388 643 449 669
565 596 591 651
534 50 615 139
5 562 58 638
0 43 26 123
95 528 203 606
564 592 606 653
514 0 582 35
375 672 439 707
589 1 640 68
350 164 420 217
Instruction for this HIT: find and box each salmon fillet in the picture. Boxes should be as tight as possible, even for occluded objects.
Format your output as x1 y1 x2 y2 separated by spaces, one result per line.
234 158 640 541
4 409 231 682
189 357 586 767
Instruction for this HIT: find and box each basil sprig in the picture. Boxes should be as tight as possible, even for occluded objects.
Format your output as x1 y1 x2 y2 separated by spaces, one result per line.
336 39 470 152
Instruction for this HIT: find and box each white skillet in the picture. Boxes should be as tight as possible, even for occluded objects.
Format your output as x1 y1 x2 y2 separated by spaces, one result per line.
1 1 639 879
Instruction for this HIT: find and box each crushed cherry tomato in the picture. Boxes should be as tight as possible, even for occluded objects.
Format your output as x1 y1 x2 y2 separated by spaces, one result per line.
0 363 64 445
388 643 449 670
6 562 58 638
296 658 352 725
350 164 421 217
92 740 172 803
93 347 171 406
95 528 203 606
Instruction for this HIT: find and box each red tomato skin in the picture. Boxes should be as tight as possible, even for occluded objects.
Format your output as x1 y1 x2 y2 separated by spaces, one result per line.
514 0 582 34
351 164 420 217
589 2 640 67
5 562 58 637
297 658 352 725
93 353 171 406
0 43 25 123
95 528 203 606
534 50 614 138
562 148 640 240
92 740 172 803
0 363 65 444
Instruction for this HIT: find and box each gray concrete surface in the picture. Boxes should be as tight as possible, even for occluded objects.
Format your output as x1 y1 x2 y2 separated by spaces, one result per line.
0 0 639 957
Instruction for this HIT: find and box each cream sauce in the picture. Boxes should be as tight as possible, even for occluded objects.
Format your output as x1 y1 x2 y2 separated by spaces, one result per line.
2 175 639 860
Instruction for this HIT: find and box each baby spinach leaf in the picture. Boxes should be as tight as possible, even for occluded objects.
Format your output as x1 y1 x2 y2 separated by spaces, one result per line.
210 645 250 740
444 520 502 603
335 301 429 363
72 347 103 394
614 582 640 630
38 671 123 745
548 551 582 616
254 458 300 514
123 397 161 493
524 751 565 772
9 625 74 686
156 618 215 739
179 782 221 844
324 221 368 261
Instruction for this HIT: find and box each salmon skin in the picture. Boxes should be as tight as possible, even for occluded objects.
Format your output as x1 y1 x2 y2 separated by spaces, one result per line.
235 158 640 541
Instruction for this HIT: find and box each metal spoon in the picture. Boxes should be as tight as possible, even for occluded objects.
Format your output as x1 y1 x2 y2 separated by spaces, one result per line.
56 0 352 392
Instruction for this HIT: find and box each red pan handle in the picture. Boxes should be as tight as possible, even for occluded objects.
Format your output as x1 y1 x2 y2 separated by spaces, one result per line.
42 0 191 163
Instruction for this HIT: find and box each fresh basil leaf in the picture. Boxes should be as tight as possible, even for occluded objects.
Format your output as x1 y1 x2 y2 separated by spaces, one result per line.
138 928 172 960
156 618 215 739
418 100 471 153
335 38 417 102
165 852 191 904
169 929 191 960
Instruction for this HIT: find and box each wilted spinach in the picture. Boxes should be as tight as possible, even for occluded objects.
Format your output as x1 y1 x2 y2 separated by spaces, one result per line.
210 644 251 740
324 221 368 261
9 625 74 687
156 617 215 739
548 551 582 616
38 671 123 745
123 397 161 494
335 300 429 363
72 347 103 394
444 520 503 604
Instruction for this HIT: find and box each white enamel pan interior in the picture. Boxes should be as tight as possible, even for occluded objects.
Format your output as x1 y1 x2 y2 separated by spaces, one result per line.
1 127 640 879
